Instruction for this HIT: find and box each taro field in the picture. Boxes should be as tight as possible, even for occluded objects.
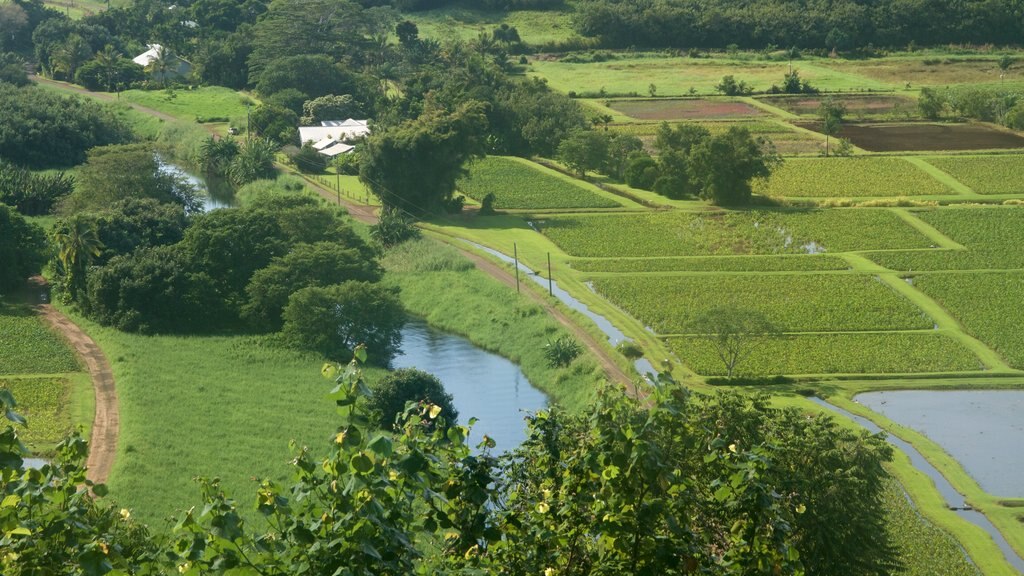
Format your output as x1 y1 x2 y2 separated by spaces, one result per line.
0 377 73 447
0 303 80 375
571 254 849 273
752 157 952 198
924 155 1024 195
457 156 623 210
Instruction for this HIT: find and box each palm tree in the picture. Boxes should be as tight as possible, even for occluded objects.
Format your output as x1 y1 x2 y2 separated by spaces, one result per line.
51 215 103 301
94 44 122 92
145 45 176 88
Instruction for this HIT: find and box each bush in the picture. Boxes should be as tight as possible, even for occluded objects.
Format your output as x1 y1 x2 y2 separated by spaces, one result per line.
615 340 643 359
0 160 74 215
368 368 458 430
479 193 496 215
715 75 752 96
544 335 582 367
281 281 406 365
370 208 421 248
706 375 794 386
0 205 46 292
290 143 327 173
625 152 658 190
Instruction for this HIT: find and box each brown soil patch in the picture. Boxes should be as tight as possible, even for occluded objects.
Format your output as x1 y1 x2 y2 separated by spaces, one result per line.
795 121 1024 152
609 99 763 120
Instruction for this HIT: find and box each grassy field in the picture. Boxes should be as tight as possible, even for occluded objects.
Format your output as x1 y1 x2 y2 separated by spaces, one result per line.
754 157 951 198
818 55 1024 88
592 274 933 333
670 332 980 376
0 303 81 375
117 87 252 123
538 209 933 257
458 156 624 209
925 155 1024 195
408 6 580 46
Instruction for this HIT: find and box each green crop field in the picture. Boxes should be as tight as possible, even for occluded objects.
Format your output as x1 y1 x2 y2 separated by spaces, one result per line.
528 55 891 96
539 209 933 257
0 304 80 375
669 332 979 376
0 378 73 448
925 155 1024 195
593 275 932 334
458 156 622 209
914 272 1024 368
570 254 850 273
754 157 951 198
869 249 1024 271
883 480 982 576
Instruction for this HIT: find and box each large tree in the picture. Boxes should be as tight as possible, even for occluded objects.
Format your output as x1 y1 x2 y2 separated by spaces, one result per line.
688 126 780 205
360 101 487 216
689 307 778 378
247 0 366 77
61 144 199 214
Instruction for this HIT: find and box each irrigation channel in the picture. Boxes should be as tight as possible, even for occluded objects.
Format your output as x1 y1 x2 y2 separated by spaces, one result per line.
809 397 1024 572
461 240 659 380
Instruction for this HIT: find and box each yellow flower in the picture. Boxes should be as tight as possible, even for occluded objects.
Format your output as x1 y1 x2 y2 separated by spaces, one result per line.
536 502 550 514
119 508 131 521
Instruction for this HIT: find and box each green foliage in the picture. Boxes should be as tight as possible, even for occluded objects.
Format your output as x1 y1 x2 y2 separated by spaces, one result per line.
281 282 406 364
0 206 46 293
918 87 948 119
0 378 70 448
50 214 103 302
370 207 421 248
362 101 487 216
289 142 328 173
0 83 131 169
379 238 474 273
571 254 849 273
882 480 981 576
593 274 931 333
543 335 582 367
242 241 384 332
74 52 145 91
716 74 752 96
926 155 1024 195
0 305 79 375
557 128 608 176
249 104 298 144
689 307 777 378
819 96 846 156
673 332 979 376
300 93 362 125
458 156 619 210
615 339 643 359
540 209 932 257
624 151 658 189
197 136 240 177
367 368 459 430
91 198 189 266
754 157 949 198
0 161 74 216
689 126 780 205
228 137 278 186
915 272 1024 368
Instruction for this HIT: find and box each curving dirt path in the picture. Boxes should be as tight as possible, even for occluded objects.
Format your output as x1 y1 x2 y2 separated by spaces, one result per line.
34 300 119 484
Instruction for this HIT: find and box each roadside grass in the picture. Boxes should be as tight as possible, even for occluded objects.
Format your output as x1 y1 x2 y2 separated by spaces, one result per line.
527 55 892 96
458 156 624 210
753 157 952 198
116 87 252 123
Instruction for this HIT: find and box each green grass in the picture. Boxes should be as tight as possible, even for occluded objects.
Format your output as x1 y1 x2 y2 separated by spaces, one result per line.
528 55 892 97
538 209 933 257
883 479 982 576
754 157 951 198
408 6 579 45
669 332 979 376
924 156 1024 195
117 87 252 123
383 238 603 412
570 254 850 273
0 304 80 375
458 156 622 210
0 377 74 451
593 274 933 333
914 272 1024 368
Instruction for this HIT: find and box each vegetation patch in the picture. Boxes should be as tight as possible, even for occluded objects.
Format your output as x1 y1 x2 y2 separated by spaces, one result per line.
118 87 251 123
0 377 71 448
796 121 1024 152
539 209 932 257
606 98 764 120
458 156 621 209
669 332 978 376
914 271 1024 368
883 480 982 576
925 155 1024 195
754 157 950 198
571 254 849 273
759 94 918 118
0 304 80 375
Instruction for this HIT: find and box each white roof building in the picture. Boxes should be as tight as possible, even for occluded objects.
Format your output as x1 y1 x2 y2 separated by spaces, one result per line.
132 44 165 67
299 119 369 157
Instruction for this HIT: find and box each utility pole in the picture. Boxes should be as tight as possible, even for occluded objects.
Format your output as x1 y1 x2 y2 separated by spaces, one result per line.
547 253 553 296
245 103 251 142
513 243 520 294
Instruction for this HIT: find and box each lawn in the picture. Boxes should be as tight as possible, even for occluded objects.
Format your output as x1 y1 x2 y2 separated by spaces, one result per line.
914 272 1024 368
457 156 623 210
538 209 934 257
0 303 80 375
925 155 1024 195
669 332 979 376
819 56 1024 88
592 274 933 334
117 86 253 123
753 157 951 198
528 54 892 96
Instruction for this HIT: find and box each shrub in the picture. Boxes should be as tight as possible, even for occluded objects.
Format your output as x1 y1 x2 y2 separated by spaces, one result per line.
367 368 458 430
370 208 420 248
290 143 327 173
0 205 46 292
615 340 644 359
0 160 74 216
544 335 582 367
479 193 496 215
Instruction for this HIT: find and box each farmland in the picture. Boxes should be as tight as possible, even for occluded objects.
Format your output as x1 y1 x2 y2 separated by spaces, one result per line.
758 94 919 119
0 304 80 375
605 98 764 120
570 254 849 273
914 272 1024 368
753 157 951 198
458 156 624 210
797 122 1024 152
538 209 933 257
925 156 1024 195
592 274 933 334
0 377 74 448
669 332 979 376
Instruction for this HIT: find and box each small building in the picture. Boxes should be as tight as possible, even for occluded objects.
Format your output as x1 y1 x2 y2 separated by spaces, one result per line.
298 119 370 157
132 44 192 81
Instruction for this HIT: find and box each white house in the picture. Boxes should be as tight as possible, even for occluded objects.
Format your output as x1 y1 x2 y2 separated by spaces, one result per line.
298 119 370 156
132 44 192 80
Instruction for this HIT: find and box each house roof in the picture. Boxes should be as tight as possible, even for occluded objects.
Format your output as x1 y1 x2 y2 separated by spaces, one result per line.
298 119 371 145
319 142 355 157
132 44 163 67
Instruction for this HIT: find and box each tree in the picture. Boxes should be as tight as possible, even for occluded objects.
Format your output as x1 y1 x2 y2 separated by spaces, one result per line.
50 214 103 302
144 44 176 87
818 96 847 157
557 129 608 177
248 0 367 77
917 87 947 119
281 281 406 364
368 368 458 430
91 197 189 265
715 74 751 96
228 137 278 186
300 93 362 125
369 207 420 248
624 151 658 190
0 159 74 215
242 241 383 331
395 19 419 46
689 307 778 378
0 2 28 52
361 101 487 216
0 204 46 293
999 55 1014 81
0 51 29 86
603 133 643 181
249 104 297 144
